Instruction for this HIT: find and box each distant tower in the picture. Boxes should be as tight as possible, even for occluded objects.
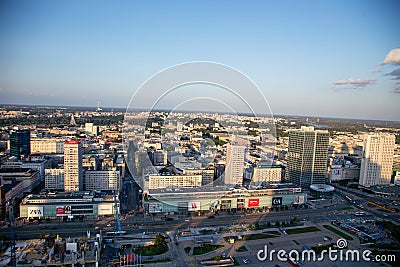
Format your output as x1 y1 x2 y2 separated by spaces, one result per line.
64 140 83 191
359 133 395 187
286 126 329 188
70 114 76 126
96 100 102 112
224 143 245 186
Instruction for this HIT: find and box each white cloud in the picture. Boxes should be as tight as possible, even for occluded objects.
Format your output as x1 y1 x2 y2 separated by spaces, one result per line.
381 48 400 65
332 77 376 91
385 67 400 80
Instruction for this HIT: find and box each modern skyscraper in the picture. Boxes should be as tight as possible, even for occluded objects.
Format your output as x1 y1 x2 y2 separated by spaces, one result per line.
286 126 329 188
224 143 245 185
9 129 30 158
64 140 83 191
359 133 395 187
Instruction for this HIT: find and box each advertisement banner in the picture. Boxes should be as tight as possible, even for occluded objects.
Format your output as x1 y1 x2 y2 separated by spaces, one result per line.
148 203 163 213
248 198 259 207
56 206 71 216
97 204 113 215
188 202 201 211
28 206 43 218
272 197 282 206
289 188 302 193
293 195 305 204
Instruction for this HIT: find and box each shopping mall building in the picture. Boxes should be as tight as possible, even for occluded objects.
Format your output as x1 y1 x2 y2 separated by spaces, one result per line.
143 183 307 215
19 191 117 220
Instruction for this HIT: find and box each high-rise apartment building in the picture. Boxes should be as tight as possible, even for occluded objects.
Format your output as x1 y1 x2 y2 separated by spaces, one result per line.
286 126 329 188
359 133 395 187
224 143 245 185
10 129 30 158
64 140 83 191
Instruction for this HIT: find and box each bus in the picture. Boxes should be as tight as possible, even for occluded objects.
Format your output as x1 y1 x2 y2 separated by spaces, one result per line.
106 231 127 236
345 196 353 202
367 201 398 213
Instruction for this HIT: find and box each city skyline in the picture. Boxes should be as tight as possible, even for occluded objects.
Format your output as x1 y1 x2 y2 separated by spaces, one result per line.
1 1 400 121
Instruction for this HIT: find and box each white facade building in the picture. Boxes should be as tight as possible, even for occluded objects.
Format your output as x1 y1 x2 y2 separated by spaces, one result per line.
253 165 282 183
64 140 83 191
359 133 395 187
146 174 202 189
224 144 245 185
31 138 64 154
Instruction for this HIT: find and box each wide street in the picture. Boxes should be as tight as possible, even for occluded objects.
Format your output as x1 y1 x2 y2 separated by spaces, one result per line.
2 190 398 241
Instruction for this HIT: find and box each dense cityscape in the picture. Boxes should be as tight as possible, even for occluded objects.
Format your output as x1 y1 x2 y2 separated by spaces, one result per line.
1 1 400 266
0 104 399 266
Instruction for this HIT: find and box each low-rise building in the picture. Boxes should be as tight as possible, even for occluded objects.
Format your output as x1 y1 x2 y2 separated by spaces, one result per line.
85 170 120 191
45 168 64 190
253 164 282 184
19 191 117 220
143 183 306 214
30 138 64 154
145 173 202 189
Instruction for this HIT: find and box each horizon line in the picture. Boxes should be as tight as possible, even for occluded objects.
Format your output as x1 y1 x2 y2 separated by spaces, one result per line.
1 103 400 124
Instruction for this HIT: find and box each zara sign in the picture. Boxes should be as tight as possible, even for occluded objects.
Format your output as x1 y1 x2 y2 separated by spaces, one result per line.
28 207 43 218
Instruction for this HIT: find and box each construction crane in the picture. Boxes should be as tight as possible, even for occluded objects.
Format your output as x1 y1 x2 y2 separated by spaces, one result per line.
1 177 44 267
113 190 122 252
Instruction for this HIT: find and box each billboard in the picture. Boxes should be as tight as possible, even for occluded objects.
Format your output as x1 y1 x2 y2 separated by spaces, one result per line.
188 202 201 211
248 199 259 207
272 197 282 206
98 204 113 215
56 206 72 216
28 206 43 218
293 195 305 204
289 188 302 193
148 203 163 213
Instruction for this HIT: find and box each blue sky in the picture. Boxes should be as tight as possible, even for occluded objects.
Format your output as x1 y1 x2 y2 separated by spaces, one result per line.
0 0 399 120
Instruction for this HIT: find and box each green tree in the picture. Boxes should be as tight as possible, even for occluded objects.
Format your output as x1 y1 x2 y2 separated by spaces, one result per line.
154 234 166 246
275 221 280 227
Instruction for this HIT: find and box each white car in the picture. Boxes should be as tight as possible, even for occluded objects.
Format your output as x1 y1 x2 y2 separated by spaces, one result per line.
106 223 112 227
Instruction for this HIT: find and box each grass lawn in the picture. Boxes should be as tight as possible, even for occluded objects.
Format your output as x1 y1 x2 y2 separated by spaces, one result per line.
243 232 281 241
134 244 168 256
338 206 353 210
235 245 248 252
193 244 224 255
323 225 354 241
286 226 321 235
144 258 172 263
224 231 280 242
199 229 215 235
